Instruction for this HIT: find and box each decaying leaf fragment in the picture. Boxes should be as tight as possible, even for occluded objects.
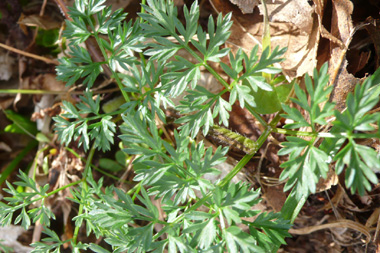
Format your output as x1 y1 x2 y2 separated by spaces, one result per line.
211 0 320 79
258 0 319 77
18 14 61 30
229 0 259 14
0 52 14 81
258 0 314 33
326 0 360 111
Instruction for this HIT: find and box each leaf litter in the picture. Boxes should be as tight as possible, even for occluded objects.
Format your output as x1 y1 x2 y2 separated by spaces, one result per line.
0 0 379 251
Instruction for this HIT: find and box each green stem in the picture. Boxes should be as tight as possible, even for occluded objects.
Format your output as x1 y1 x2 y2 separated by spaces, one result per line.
179 35 272 131
131 182 142 201
155 150 197 179
72 144 96 245
139 52 147 67
318 132 379 139
177 40 230 91
32 180 83 203
245 104 269 128
203 64 230 90
113 71 130 102
140 0 146 23
273 128 379 139
78 108 125 122
273 128 317 137
219 153 255 188
219 112 282 186
49 180 83 197
93 34 130 102
170 112 283 226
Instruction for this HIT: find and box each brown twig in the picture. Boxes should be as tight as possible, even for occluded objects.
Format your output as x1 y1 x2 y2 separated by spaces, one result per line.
0 42 59 65
289 219 371 244
40 0 48 16
54 0 72 21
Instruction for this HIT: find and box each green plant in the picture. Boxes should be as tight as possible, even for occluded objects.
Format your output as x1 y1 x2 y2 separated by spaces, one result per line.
1 0 380 252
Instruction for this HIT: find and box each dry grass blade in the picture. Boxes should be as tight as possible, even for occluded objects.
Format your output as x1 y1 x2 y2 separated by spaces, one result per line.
289 219 372 244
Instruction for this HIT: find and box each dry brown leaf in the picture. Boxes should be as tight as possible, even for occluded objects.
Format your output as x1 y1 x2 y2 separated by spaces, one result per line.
210 0 320 78
365 208 380 228
13 73 67 114
368 208 380 244
229 0 259 14
322 184 371 213
330 0 353 44
315 166 338 193
18 14 61 30
329 66 360 111
210 0 263 51
258 0 319 77
0 97 14 110
313 0 345 49
33 73 66 92
326 0 360 110
258 0 314 33
262 185 287 212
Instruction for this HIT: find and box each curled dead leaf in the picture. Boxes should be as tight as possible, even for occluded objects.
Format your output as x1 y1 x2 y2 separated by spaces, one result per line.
229 0 259 14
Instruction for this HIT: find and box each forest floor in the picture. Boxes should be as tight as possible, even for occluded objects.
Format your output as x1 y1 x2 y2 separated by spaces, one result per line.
1 0 380 252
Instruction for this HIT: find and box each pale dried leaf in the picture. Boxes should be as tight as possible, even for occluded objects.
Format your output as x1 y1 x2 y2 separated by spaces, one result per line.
18 14 61 30
34 73 66 92
0 225 33 253
229 0 259 14
0 97 14 110
263 185 287 212
315 167 338 193
0 54 15 81
0 142 12 152
211 0 320 78
258 0 314 33
365 207 380 228
330 0 353 44
328 0 359 110
313 0 345 48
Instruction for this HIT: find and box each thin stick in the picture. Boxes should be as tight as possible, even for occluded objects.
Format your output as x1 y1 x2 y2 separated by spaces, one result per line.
289 219 371 244
40 0 48 16
0 42 59 65
54 0 72 21
0 87 119 95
